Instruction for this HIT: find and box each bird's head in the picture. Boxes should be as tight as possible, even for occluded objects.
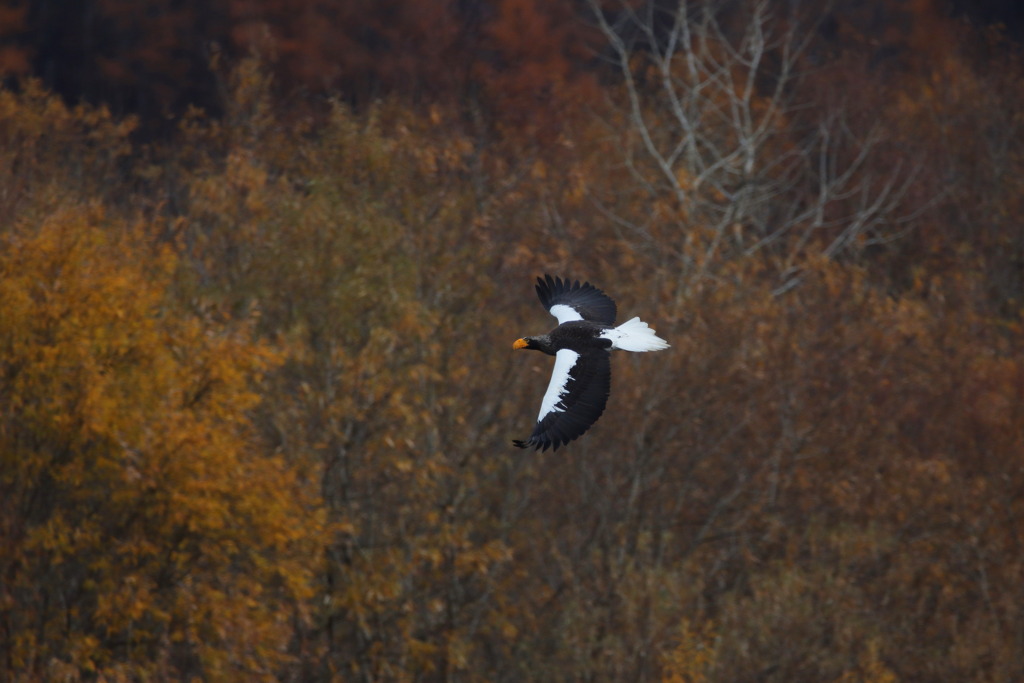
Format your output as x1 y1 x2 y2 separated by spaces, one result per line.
513 335 554 355
513 336 539 351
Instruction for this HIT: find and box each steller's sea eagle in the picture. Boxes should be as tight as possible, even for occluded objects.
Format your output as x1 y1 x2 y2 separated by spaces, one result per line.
513 274 669 451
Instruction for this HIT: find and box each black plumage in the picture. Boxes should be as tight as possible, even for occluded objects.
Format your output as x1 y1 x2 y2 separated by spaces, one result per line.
535 274 617 326
512 275 669 451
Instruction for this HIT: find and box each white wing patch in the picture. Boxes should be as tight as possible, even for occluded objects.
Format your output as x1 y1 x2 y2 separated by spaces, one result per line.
548 304 584 325
537 349 579 421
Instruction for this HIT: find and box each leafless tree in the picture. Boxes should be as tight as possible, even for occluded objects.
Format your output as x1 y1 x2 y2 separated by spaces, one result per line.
586 0 926 292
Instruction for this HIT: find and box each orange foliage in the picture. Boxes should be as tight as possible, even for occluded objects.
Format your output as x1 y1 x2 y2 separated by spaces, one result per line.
0 205 320 679
476 0 601 136
4 3 1024 679
0 0 29 77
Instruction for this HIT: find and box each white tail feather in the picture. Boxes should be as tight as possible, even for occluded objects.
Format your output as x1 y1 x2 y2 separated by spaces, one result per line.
602 316 670 352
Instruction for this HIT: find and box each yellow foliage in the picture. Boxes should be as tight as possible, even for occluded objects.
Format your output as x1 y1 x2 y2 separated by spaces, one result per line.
0 206 320 680
660 620 717 683
0 79 135 221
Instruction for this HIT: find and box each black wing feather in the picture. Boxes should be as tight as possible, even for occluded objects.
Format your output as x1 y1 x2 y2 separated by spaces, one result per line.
513 350 611 451
535 274 617 325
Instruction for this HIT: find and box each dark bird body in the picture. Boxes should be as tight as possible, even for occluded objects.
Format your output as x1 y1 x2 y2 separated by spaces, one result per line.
513 275 669 451
517 321 614 356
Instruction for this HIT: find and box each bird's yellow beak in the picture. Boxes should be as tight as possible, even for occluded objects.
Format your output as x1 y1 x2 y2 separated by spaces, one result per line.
513 338 529 350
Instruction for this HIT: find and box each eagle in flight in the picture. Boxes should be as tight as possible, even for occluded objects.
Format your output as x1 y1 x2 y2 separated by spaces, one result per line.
513 275 669 451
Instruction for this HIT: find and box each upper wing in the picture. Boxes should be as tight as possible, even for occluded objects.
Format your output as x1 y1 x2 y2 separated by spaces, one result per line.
536 274 617 325
513 348 611 452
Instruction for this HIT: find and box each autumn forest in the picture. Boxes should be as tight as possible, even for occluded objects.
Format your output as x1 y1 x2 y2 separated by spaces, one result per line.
2 0 1024 680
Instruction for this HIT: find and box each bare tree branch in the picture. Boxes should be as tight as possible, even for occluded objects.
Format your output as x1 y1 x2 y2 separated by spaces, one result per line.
586 0 926 290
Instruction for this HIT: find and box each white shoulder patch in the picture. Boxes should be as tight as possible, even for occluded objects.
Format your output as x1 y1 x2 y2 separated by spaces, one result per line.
537 349 580 421
549 304 584 325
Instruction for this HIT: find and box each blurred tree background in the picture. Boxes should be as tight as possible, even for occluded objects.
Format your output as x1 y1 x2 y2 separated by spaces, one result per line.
2 0 1024 680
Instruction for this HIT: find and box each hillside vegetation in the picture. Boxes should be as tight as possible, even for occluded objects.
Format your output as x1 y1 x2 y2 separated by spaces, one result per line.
2 1 1024 680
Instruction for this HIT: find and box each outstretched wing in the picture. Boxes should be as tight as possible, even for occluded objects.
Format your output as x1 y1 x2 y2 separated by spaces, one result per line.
513 348 611 452
535 274 617 326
